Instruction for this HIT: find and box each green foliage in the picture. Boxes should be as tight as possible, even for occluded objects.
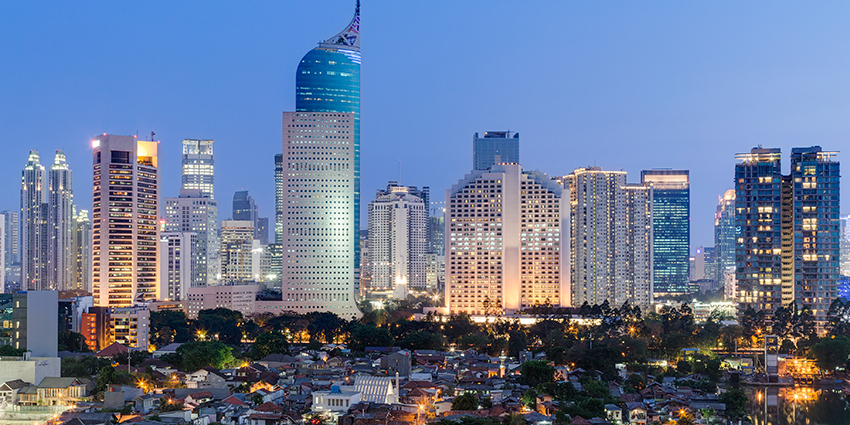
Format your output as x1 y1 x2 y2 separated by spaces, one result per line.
58 331 90 352
519 360 555 387
175 340 236 371
250 331 290 360
436 417 500 425
159 397 185 412
0 345 26 356
520 389 537 408
94 366 135 393
809 335 850 372
826 298 850 338
347 323 393 352
624 373 646 393
507 331 527 358
677 359 692 374
305 312 346 344
480 396 492 409
61 356 113 377
536 382 577 401
150 310 194 346
399 330 443 351
719 388 748 419
197 308 244 345
451 392 479 410
457 333 490 353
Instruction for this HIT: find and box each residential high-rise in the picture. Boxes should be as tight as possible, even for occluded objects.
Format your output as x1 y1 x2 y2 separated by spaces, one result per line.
280 2 361 318
445 164 567 315
562 168 653 309
92 135 160 307
163 189 219 287
641 170 690 295
714 189 737 299
49 150 74 291
274 154 284 244
841 215 850 277
20 151 49 291
0 215 4 293
181 139 214 198
473 131 520 171
219 220 255 283
379 182 429 213
71 208 91 292
367 185 427 298
160 232 196 301
1 211 19 279
735 146 840 329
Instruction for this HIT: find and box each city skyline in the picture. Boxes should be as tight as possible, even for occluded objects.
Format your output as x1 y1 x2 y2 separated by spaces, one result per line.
2 2 850 251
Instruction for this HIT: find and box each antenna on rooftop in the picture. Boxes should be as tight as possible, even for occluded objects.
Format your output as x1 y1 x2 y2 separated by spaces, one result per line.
151 131 156 142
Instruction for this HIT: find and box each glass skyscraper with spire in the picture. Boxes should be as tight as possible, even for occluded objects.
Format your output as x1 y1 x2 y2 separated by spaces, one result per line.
280 2 362 318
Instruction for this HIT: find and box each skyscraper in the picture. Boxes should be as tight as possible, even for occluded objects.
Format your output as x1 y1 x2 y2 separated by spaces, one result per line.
445 164 567 315
735 146 840 329
218 220 255 283
280 2 361 318
232 191 258 235
92 135 160 307
160 232 196 301
49 150 74 291
641 170 690 295
563 168 653 309
21 151 49 291
181 139 214 198
163 190 219 286
71 208 91 292
714 189 737 299
841 215 850 277
257 217 269 246
274 154 284 245
367 185 427 298
473 131 520 171
1 211 19 287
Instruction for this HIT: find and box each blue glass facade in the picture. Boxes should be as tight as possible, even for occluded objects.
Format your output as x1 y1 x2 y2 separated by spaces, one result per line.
472 131 520 171
642 170 690 294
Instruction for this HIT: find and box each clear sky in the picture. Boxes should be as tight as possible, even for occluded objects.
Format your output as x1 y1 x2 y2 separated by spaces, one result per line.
1 1 848 249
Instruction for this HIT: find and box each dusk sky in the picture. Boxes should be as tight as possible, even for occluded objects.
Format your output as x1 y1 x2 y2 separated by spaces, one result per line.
1 1 849 249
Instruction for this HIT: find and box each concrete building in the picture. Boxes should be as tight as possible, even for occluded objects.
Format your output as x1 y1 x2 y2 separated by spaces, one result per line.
80 306 110 352
185 284 264 319
641 170 690 295
49 150 75 291
562 168 653 309
219 220 255 283
160 232 197 301
181 139 214 198
281 2 361 319
425 253 445 291
714 190 737 299
0 215 4 293
1 211 19 285
472 131 520 171
735 147 840 329
111 305 150 350
20 151 49 291
445 164 567 315
70 208 92 292
12 291 58 357
232 191 258 237
275 154 284 245
257 217 269 246
842 215 850 277
367 185 427 298
92 135 160 307
163 189 219 287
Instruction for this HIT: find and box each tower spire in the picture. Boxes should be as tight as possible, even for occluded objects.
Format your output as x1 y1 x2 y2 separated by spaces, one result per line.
321 0 360 50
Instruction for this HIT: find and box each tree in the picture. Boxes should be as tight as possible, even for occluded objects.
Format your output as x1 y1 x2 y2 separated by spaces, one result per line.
508 331 527 358
306 312 346 344
719 388 748 420
677 359 692 374
677 412 695 425
399 330 444 351
0 345 26 356
519 360 555 387
452 393 479 411
250 331 290 360
197 309 244 345
347 323 393 352
94 366 135 393
175 340 236 371
150 310 195 345
480 397 492 409
809 335 850 373
826 298 850 337
58 331 90 352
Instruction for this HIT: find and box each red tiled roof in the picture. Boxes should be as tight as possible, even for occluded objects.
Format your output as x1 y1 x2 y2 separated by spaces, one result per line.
188 391 214 400
254 402 285 413
223 395 249 406
96 342 129 357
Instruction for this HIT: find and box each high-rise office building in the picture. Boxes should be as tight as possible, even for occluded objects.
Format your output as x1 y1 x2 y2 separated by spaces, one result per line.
257 217 269 246
280 2 361 318
232 190 258 237
641 170 690 295
275 154 284 245
735 146 840 329
181 139 214 198
445 164 567 315
1 211 19 278
92 135 160 307
20 151 49 291
473 131 520 171
367 185 427 298
49 150 74 291
714 189 737 299
0 215 4 293
562 168 653 309
428 215 445 256
164 189 219 287
160 232 196 301
219 220 255 283
71 208 91 292
841 215 850 277
379 182 429 213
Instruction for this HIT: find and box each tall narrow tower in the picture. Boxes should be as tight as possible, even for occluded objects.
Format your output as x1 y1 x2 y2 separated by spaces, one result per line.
21 151 49 290
92 135 160 307
641 170 690 295
281 2 361 318
50 150 74 291
181 139 214 198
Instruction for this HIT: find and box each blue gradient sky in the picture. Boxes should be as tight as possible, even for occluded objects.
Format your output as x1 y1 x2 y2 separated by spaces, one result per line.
1 1 848 249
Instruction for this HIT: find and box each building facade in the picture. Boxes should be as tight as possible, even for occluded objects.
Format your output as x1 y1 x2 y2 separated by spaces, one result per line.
641 170 690 295
472 131 520 171
181 139 214 198
445 164 567 315
163 190 219 287
160 232 196 301
92 135 160 307
49 150 75 291
367 186 427 298
71 208 91 292
275 154 284 245
1 211 19 282
714 189 737 299
20 151 49 291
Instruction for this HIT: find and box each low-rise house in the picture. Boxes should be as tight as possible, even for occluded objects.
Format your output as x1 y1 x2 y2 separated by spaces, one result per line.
152 343 183 358
37 377 90 405
133 394 161 414
313 385 361 413
185 391 215 409
604 404 622 425
0 379 31 404
187 367 227 389
625 402 647 425
17 386 38 406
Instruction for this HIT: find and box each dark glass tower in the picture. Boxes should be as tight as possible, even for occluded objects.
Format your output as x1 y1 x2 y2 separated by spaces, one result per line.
295 2 361 267
642 170 691 294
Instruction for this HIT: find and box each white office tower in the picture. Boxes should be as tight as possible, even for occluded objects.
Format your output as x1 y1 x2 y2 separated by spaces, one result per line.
445 164 567 315
21 150 49 290
164 189 219 286
367 187 427 299
281 111 360 319
563 167 653 309
1 211 19 284
219 220 255 283
71 208 91 292
160 232 196 301
181 139 214 198
0 215 5 293
49 150 74 291
92 135 160 307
